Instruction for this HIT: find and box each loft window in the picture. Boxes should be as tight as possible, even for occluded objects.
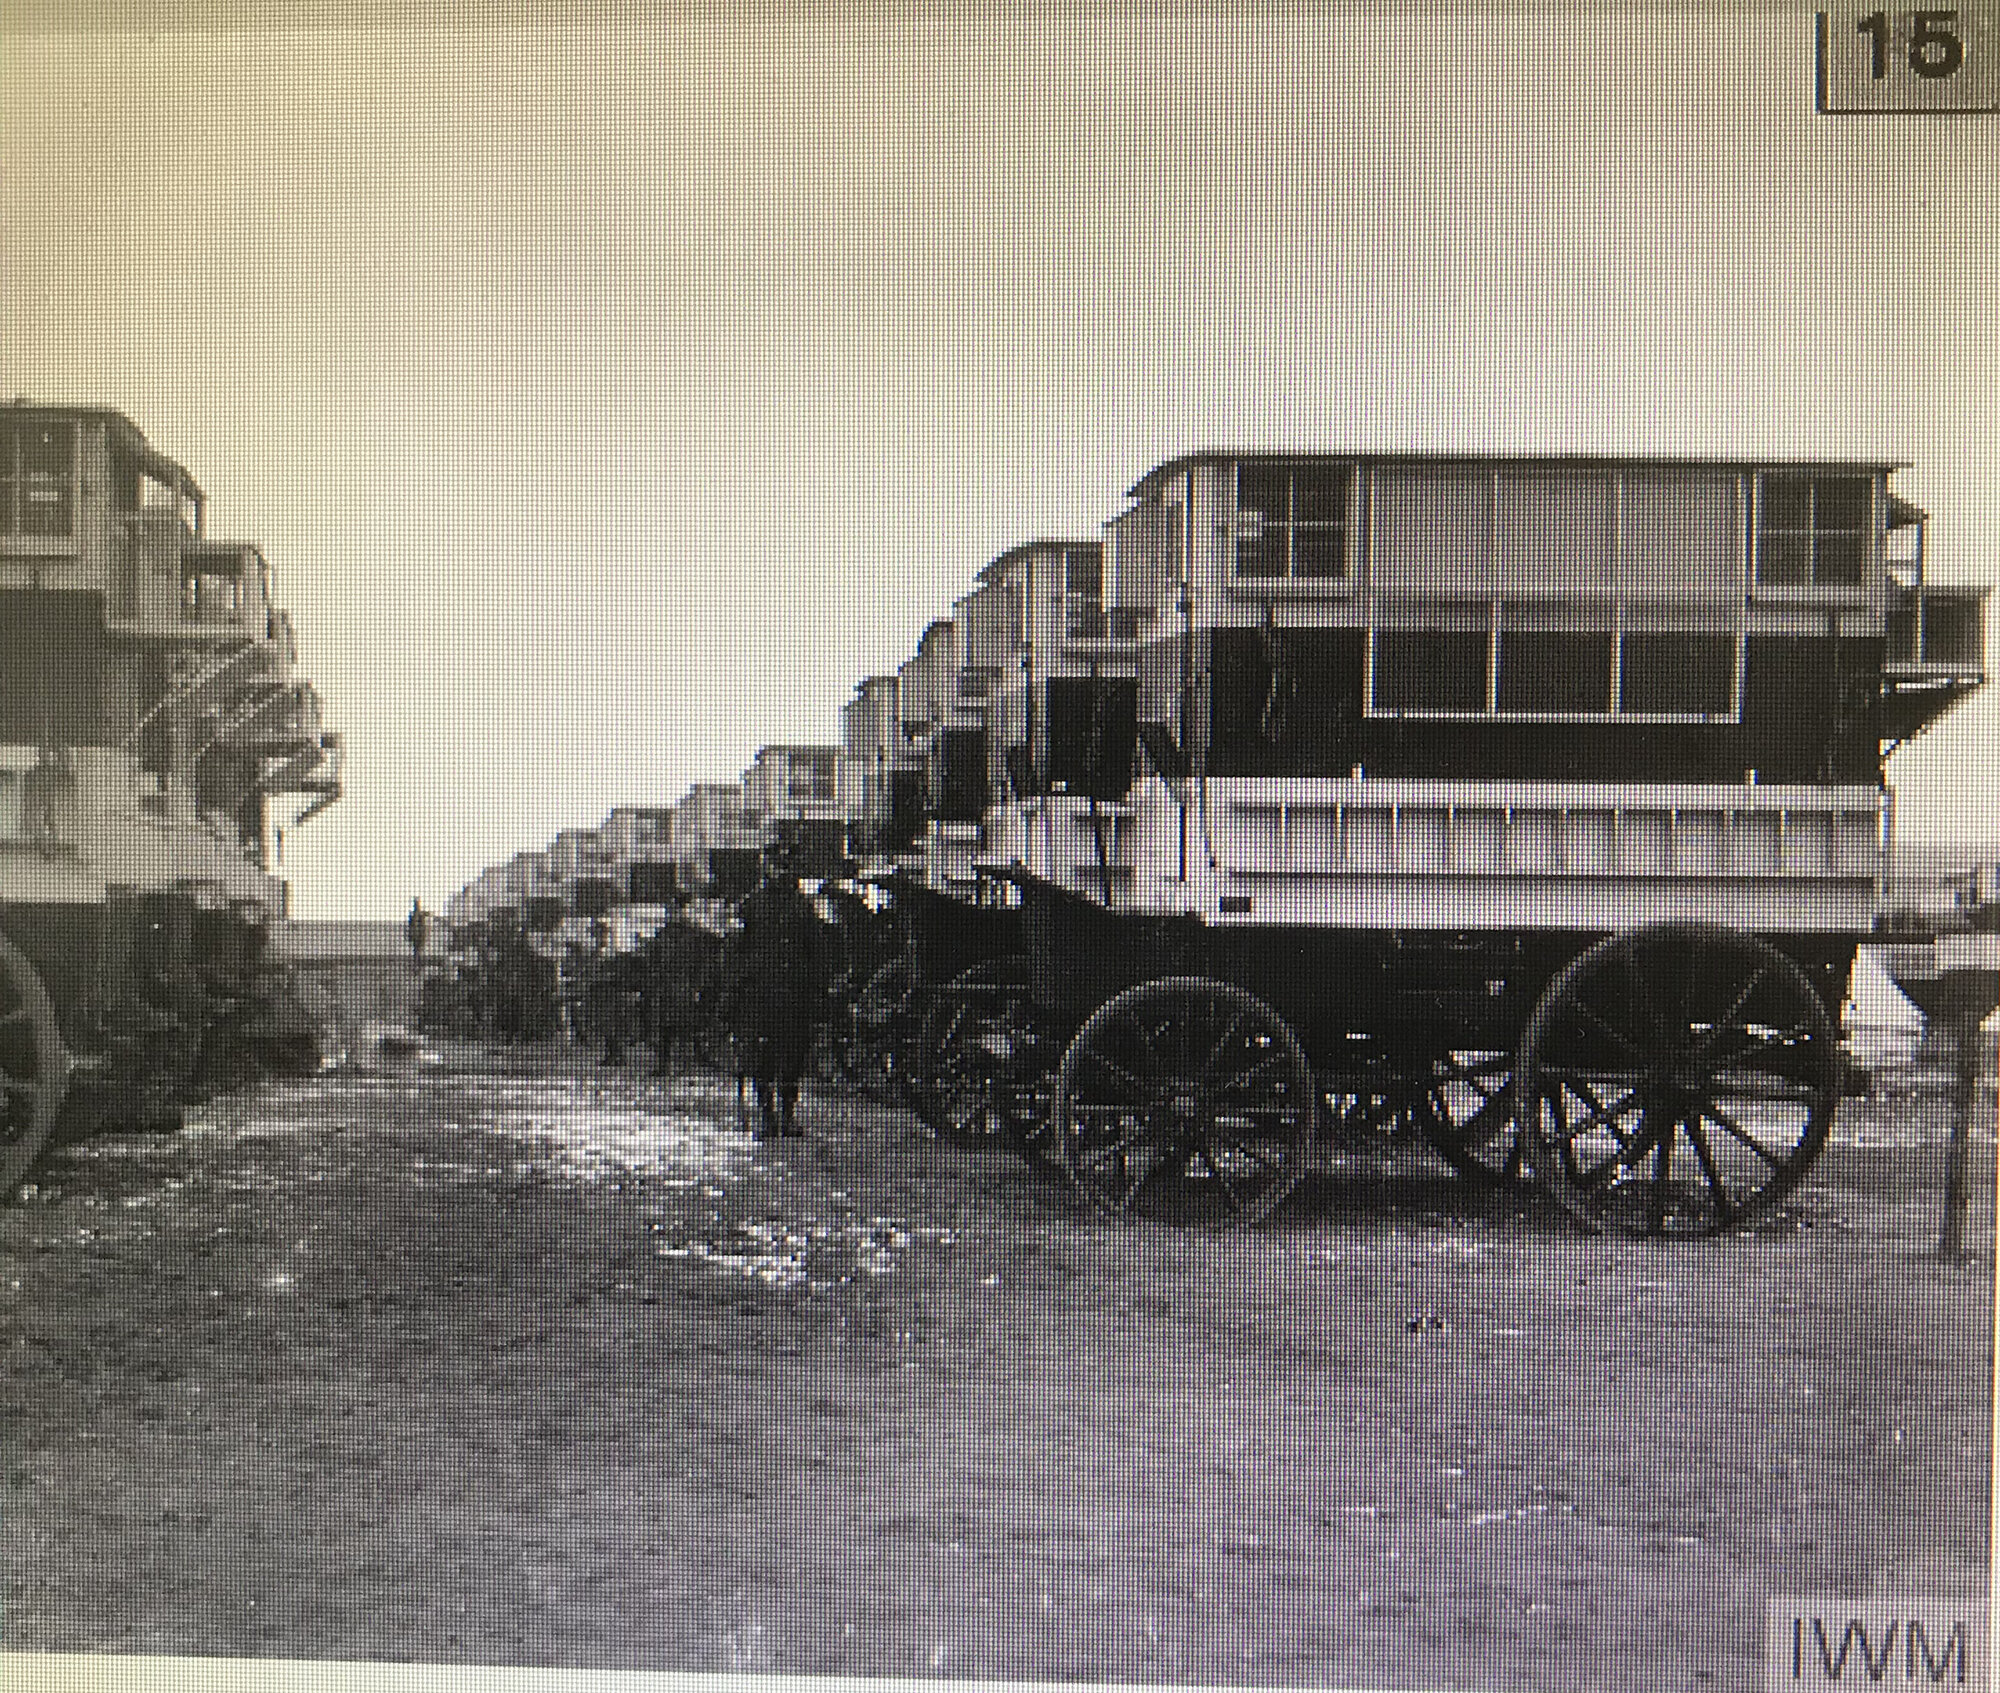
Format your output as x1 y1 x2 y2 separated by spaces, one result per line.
182 567 242 621
19 420 73 476
0 418 77 538
1495 629 1612 714
1064 547 1108 639
1369 601 1742 719
1619 632 1737 715
1373 629 1489 713
1235 462 1352 582
1756 473 1870 588
789 752 837 802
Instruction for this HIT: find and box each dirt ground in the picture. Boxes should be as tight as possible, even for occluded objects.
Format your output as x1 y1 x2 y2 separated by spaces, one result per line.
0 1037 1991 1692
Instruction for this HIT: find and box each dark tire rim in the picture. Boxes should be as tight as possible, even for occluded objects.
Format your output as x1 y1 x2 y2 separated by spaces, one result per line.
1055 976 1314 1228
0 931 68 1196
1517 923 1838 1238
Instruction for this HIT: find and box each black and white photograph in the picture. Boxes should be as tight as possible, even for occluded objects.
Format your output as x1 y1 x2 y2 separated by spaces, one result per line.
1 3 1994 1690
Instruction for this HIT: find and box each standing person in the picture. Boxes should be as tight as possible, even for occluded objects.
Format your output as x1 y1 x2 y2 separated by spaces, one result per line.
493 920 532 1043
727 849 831 1138
643 897 715 1076
584 922 637 1067
405 897 430 960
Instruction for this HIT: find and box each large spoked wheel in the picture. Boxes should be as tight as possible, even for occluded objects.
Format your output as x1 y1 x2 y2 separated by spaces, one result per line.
1412 1048 1523 1186
909 957 1057 1153
1055 977 1315 1229
0 931 69 1196
1516 923 1839 1238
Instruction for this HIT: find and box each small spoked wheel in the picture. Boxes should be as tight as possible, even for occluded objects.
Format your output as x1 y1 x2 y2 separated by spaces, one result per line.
1412 1048 1522 1186
0 931 68 1197
833 954 920 1106
910 957 1054 1151
693 962 746 1079
1516 923 1839 1238
1055 976 1314 1228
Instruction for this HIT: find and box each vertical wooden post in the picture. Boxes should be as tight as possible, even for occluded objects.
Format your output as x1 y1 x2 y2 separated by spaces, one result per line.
1936 1009 1994 1260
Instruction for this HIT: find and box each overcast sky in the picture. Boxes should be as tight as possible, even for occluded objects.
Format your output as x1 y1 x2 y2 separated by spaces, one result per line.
3 3 1994 919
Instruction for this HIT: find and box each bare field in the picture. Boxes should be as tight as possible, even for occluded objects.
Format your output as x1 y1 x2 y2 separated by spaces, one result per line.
0 1045 1991 1692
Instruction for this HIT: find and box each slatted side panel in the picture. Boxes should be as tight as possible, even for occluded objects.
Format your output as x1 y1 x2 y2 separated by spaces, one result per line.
1216 788 1882 883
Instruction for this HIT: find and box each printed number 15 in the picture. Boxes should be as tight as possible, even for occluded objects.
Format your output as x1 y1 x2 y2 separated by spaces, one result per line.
1856 9 1967 76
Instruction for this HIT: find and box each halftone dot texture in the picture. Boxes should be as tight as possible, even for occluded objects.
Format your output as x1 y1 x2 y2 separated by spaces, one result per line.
1 4 1992 1691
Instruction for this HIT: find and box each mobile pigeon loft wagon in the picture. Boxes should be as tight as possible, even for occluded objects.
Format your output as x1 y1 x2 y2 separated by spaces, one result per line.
888 451 1986 1235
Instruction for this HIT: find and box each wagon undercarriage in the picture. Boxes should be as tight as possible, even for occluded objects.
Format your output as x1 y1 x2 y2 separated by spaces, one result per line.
891 880 1850 1238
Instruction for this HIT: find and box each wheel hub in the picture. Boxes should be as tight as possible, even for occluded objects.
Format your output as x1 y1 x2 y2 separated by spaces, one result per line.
1653 1055 1711 1114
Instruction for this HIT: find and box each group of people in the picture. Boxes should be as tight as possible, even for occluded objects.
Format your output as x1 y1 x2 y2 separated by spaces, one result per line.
417 854 840 1140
